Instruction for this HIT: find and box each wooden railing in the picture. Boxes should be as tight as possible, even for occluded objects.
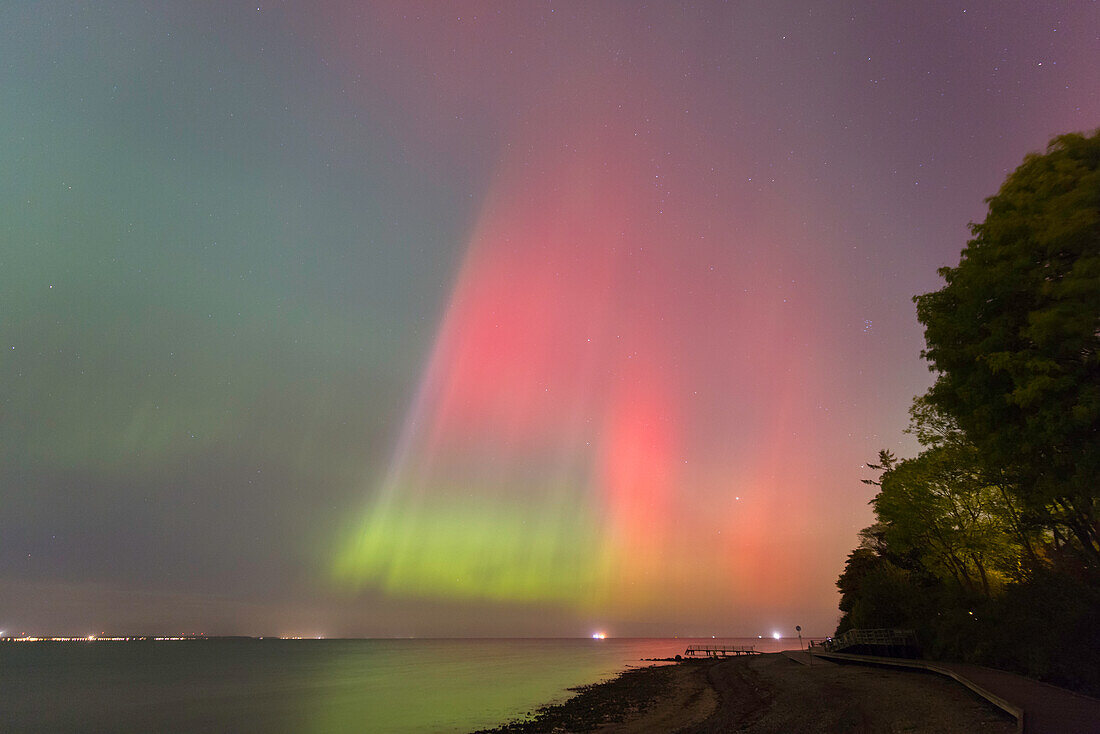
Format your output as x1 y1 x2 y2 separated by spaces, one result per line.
823 628 917 653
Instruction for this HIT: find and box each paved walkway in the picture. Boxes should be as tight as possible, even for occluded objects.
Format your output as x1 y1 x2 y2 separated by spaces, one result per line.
780 649 835 666
810 650 1100 733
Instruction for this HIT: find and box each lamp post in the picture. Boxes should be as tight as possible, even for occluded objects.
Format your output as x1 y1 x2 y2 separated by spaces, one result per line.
795 625 803 650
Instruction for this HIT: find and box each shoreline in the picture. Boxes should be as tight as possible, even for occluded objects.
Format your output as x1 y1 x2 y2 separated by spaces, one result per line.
475 653 1017 733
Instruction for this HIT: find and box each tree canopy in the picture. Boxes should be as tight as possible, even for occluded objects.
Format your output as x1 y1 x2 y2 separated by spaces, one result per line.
914 130 1100 567
836 131 1100 695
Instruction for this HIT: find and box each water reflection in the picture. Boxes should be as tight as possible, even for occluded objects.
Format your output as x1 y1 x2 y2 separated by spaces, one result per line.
0 638 795 732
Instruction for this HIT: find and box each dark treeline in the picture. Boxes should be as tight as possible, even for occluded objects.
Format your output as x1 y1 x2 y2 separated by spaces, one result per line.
836 130 1100 695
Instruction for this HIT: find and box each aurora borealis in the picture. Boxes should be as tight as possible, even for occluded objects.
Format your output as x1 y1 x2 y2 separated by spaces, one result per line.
2 2 1097 637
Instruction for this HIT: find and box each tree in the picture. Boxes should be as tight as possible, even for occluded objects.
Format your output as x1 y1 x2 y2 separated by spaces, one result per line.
915 130 1100 568
835 547 926 634
873 444 1018 596
855 402 1032 598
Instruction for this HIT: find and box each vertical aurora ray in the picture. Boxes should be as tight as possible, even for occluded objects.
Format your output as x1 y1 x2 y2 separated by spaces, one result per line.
319 6 865 626
334 99 663 607
332 76 832 617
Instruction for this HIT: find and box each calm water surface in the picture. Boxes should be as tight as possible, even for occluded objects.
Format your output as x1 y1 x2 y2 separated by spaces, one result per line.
0 637 794 733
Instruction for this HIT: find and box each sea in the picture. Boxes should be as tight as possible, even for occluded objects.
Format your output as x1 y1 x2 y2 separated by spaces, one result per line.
0 636 795 733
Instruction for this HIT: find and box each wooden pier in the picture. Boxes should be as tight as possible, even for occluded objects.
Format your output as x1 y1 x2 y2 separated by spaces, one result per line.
684 644 759 658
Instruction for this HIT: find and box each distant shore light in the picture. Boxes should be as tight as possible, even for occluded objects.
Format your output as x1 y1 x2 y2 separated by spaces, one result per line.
772 631 781 640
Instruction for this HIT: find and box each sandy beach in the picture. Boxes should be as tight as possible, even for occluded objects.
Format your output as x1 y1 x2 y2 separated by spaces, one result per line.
477 653 1017 733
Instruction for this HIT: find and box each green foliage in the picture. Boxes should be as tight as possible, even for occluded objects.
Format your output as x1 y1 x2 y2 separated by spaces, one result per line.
837 403 1025 641
875 448 1001 594
914 130 1100 566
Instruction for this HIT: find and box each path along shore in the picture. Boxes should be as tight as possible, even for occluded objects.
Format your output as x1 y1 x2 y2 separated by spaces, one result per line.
477 651 1100 733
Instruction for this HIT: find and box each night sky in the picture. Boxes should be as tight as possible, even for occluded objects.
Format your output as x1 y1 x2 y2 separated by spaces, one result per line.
3 2 1097 638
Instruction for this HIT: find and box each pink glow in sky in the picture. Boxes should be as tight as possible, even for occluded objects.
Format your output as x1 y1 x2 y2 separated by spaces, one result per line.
324 4 1097 635
333 14 881 631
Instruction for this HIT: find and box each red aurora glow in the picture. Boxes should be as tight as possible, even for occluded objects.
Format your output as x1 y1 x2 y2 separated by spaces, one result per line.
315 3 987 632
333 70 849 622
